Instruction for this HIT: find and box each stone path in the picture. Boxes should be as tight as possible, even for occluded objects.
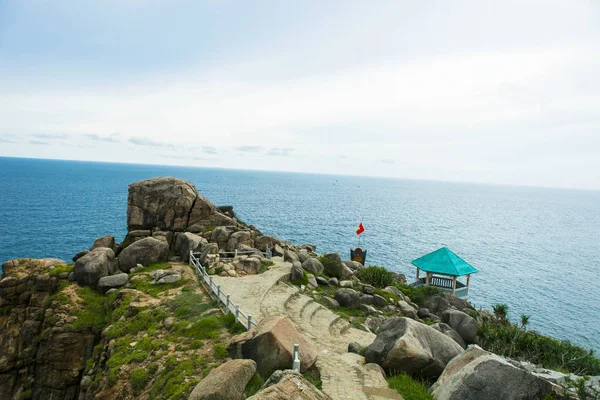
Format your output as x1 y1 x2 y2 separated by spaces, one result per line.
212 257 403 400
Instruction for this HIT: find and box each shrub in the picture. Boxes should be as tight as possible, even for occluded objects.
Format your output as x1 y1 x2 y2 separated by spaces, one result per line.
387 373 433 400
244 373 265 397
213 343 229 359
396 285 442 307
355 266 394 288
302 368 322 390
70 287 114 331
319 256 343 279
130 368 149 392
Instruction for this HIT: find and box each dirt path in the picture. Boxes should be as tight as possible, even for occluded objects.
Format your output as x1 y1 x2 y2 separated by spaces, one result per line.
212 257 403 400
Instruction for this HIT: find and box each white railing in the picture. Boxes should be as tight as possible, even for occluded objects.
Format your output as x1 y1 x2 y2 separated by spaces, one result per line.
189 250 257 330
214 245 272 260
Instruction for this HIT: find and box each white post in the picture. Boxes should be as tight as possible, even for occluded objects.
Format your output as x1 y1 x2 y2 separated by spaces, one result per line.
217 285 222 303
226 294 230 311
235 304 240 322
234 249 238 258
189 250 192 266
209 276 214 296
247 315 253 330
292 344 301 371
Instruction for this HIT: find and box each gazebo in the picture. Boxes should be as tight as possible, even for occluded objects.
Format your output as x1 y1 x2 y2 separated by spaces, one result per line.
411 247 478 298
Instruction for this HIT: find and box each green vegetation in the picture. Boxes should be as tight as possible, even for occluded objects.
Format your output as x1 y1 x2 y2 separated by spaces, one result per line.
291 269 310 286
213 343 229 359
319 256 343 279
130 368 149 392
129 275 187 297
302 368 322 390
396 285 442 307
149 358 202 400
129 262 172 276
19 389 33 400
259 260 274 274
387 373 433 400
47 263 74 277
70 286 116 331
565 376 600 400
244 373 266 397
477 304 600 375
355 266 395 288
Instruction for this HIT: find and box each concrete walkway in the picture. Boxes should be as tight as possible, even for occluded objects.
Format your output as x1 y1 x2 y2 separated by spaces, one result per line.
212 257 403 400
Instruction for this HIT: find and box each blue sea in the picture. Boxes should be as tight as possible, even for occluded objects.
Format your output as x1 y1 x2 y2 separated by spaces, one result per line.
1 157 599 352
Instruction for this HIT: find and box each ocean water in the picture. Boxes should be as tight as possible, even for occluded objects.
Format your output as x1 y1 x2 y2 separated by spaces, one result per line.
0 157 598 352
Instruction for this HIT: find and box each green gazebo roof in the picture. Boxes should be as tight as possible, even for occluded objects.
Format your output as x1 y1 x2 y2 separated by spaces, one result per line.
411 247 478 277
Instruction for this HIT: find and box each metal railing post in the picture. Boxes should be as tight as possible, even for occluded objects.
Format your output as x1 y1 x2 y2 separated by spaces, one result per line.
189 250 193 266
247 315 253 331
217 285 221 303
292 344 301 371
226 294 230 311
235 304 240 323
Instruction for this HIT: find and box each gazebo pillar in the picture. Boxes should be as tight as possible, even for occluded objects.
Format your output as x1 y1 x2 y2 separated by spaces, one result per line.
425 272 431 286
466 274 471 295
452 276 457 295
416 267 420 280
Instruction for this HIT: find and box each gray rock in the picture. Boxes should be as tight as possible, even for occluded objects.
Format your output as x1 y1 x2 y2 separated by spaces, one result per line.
211 226 234 250
316 277 329 286
272 244 285 257
72 250 90 262
430 322 467 348
360 304 377 314
328 277 339 287
424 293 475 315
302 258 325 275
68 272 75 282
150 269 182 284
199 243 219 266
74 247 116 288
298 252 309 263
97 273 129 293
290 263 304 282
348 342 362 354
152 230 173 246
127 177 213 231
334 288 360 308
417 308 430 319
118 237 169 272
106 288 118 294
342 260 363 271
341 265 354 278
91 234 115 250
189 359 257 400
442 309 479 344
80 375 92 390
362 285 375 295
307 274 318 288
254 235 280 252
233 256 261 274
175 232 206 262
373 294 388 307
360 295 374 305
339 280 353 288
284 250 299 264
227 231 254 252
397 300 418 319
365 317 464 378
431 345 554 400
383 286 402 297
321 297 340 309
364 317 385 334
246 370 328 400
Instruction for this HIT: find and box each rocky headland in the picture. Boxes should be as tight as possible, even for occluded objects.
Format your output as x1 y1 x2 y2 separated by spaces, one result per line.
1 177 598 400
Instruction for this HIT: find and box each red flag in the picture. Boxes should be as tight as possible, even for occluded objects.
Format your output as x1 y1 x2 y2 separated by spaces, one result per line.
356 222 365 235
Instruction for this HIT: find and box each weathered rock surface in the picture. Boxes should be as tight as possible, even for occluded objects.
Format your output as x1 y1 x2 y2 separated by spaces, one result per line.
150 269 182 284
74 247 115 288
302 258 324 275
334 288 360 308
233 256 261 274
431 322 467 349
210 226 234 250
254 235 280 252
188 359 257 400
227 231 254 252
227 316 317 377
441 309 478 344
290 263 304 282
97 273 128 293
321 253 345 278
91 234 115 250
175 232 206 262
247 370 330 400
118 237 169 272
365 317 464 378
430 345 555 400
424 293 475 315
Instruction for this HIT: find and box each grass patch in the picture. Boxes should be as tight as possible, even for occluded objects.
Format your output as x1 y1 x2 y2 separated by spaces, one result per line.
319 256 343 279
169 292 217 319
47 263 74 277
245 373 265 397
259 261 274 274
291 269 310 286
302 368 322 390
70 286 115 331
355 266 395 288
387 373 433 400
374 288 399 303
105 307 166 339
130 368 149 392
149 358 200 400
129 262 171 276
129 275 188 297
213 343 229 359
396 285 442 307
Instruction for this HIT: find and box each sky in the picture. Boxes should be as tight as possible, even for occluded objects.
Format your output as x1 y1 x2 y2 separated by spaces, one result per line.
0 1 599 190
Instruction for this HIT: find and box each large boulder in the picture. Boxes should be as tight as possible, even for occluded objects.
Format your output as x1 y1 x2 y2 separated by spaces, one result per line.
97 273 129 293
118 237 169 272
211 226 234 250
233 256 261 274
424 293 475 315
430 345 555 400
74 247 115 288
334 288 360 308
199 243 219 266
441 310 479 345
91 234 115 250
321 253 345 278
431 323 467 349
302 258 324 275
255 236 280 252
127 177 207 231
227 316 317 378
175 232 206 262
227 231 254 252
365 317 464 378
284 250 299 264
247 370 330 400
189 359 257 400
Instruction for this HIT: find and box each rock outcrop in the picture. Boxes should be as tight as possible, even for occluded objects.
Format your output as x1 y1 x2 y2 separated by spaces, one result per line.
118 237 169 272
247 370 331 400
430 345 556 399
365 317 464 378
188 359 257 400
227 316 317 377
441 309 478 345
74 247 116 288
